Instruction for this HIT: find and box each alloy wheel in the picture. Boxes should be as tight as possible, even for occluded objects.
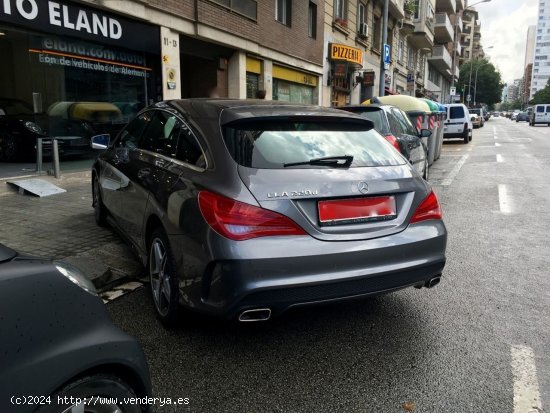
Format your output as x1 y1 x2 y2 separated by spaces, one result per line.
149 237 172 317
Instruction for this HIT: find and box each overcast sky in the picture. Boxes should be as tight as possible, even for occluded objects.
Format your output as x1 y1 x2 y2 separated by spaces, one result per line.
476 0 538 85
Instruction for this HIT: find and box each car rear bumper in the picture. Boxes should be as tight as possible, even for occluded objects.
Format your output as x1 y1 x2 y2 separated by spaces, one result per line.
180 220 447 319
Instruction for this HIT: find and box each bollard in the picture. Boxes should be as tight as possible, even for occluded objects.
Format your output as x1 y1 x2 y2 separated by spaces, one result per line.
52 139 60 179
36 137 43 174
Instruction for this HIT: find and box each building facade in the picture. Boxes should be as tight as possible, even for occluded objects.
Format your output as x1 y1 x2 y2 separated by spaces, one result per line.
531 0 550 100
0 0 325 136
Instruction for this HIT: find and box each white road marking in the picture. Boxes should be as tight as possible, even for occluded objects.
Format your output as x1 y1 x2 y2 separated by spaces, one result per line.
496 154 503 163
499 184 513 214
493 126 497 134
495 142 502 147
494 135 498 139
440 154 469 186
511 345 542 413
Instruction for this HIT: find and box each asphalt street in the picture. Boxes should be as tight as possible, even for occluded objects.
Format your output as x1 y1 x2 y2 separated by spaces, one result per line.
106 117 550 413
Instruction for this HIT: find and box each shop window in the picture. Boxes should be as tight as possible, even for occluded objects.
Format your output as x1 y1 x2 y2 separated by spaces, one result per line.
276 0 291 26
308 2 317 38
273 79 313 104
246 72 260 99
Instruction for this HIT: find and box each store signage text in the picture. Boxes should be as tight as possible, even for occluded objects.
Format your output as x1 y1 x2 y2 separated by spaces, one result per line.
329 43 363 65
1 0 122 40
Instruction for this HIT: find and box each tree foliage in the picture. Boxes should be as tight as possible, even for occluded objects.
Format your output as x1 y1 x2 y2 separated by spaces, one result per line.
529 78 550 104
458 59 504 106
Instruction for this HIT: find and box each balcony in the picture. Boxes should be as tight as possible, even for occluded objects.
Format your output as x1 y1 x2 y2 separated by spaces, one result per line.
427 45 452 75
389 0 405 20
435 0 456 14
434 13 453 43
409 2 435 49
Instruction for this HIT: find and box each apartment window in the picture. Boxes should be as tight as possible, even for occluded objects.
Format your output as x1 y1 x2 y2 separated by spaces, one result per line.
373 15 381 50
308 2 317 38
276 0 291 26
357 3 367 35
334 0 347 20
211 0 257 20
407 47 416 70
398 39 405 62
414 0 420 19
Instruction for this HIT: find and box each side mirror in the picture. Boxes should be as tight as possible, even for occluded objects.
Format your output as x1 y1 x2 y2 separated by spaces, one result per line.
91 134 110 150
419 129 432 138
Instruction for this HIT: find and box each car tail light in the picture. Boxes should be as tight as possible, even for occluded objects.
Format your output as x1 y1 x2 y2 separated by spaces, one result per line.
410 190 442 224
384 134 401 153
198 191 306 240
464 122 468 130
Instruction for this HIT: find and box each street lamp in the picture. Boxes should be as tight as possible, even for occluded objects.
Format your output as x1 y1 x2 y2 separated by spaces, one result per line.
473 61 489 106
450 0 491 100
467 46 493 106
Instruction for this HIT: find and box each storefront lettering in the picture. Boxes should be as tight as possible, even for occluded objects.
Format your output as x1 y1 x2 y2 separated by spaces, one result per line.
1 0 122 39
329 44 363 66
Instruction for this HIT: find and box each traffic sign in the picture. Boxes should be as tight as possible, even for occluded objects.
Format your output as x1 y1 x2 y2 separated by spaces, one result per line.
467 94 471 102
384 44 391 65
450 86 456 96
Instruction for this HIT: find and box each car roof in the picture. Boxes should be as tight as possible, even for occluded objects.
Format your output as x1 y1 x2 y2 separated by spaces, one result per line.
151 99 374 128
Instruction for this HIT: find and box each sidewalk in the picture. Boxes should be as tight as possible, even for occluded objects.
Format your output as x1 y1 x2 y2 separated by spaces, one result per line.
0 170 144 291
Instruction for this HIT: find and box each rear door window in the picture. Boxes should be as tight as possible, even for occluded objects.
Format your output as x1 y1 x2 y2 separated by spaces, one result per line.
223 119 405 169
138 110 180 157
348 109 388 134
449 106 464 119
116 112 150 149
386 110 404 136
391 108 417 136
546 106 550 113
537 106 545 113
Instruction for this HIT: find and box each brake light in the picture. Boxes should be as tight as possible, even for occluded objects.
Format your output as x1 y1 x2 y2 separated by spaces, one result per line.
464 122 468 130
410 190 442 223
198 191 306 240
385 134 401 153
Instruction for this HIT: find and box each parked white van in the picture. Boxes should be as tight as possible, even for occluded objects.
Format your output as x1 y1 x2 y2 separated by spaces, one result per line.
529 104 550 126
443 104 473 144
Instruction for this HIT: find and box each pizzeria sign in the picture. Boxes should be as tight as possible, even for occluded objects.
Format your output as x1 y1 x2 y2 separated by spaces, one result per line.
329 43 363 65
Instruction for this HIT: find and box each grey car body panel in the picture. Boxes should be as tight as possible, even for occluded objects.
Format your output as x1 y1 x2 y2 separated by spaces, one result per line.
0 256 151 412
94 99 447 319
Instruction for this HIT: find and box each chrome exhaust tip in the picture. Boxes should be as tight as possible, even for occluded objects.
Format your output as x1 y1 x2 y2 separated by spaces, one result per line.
238 308 272 322
425 276 441 289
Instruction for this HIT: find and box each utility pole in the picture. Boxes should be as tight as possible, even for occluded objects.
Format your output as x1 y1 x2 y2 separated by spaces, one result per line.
379 0 389 96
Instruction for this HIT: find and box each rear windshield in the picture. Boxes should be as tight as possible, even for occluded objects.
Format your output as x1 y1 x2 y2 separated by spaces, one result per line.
449 106 465 119
222 119 406 169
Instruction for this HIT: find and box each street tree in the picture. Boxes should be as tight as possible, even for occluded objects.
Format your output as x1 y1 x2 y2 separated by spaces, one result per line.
529 78 550 104
458 59 504 107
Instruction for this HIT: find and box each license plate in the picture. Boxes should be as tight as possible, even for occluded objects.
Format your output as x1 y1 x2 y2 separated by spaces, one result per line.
318 196 397 225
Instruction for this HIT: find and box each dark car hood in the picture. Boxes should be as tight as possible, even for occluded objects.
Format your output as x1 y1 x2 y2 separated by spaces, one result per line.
0 244 17 263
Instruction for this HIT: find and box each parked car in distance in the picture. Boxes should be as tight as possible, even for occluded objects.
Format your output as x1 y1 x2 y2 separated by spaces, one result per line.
0 98 48 162
443 103 472 144
92 99 447 325
338 104 429 180
529 104 550 126
0 243 152 413
516 112 529 122
469 108 485 127
470 113 482 128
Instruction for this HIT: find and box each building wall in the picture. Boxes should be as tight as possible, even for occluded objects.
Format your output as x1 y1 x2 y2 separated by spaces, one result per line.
531 0 550 99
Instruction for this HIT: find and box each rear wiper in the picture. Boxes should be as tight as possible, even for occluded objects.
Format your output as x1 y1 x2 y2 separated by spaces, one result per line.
284 155 353 168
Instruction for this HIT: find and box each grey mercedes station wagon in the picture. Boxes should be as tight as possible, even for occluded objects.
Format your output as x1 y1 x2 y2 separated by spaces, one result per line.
92 99 447 325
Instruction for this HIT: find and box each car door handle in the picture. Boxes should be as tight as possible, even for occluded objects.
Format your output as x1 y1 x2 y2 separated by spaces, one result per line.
137 168 150 179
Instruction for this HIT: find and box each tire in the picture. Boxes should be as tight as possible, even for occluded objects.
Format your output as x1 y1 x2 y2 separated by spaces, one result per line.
463 130 469 144
92 173 108 227
469 130 473 142
38 374 141 413
148 227 181 326
0 133 18 162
